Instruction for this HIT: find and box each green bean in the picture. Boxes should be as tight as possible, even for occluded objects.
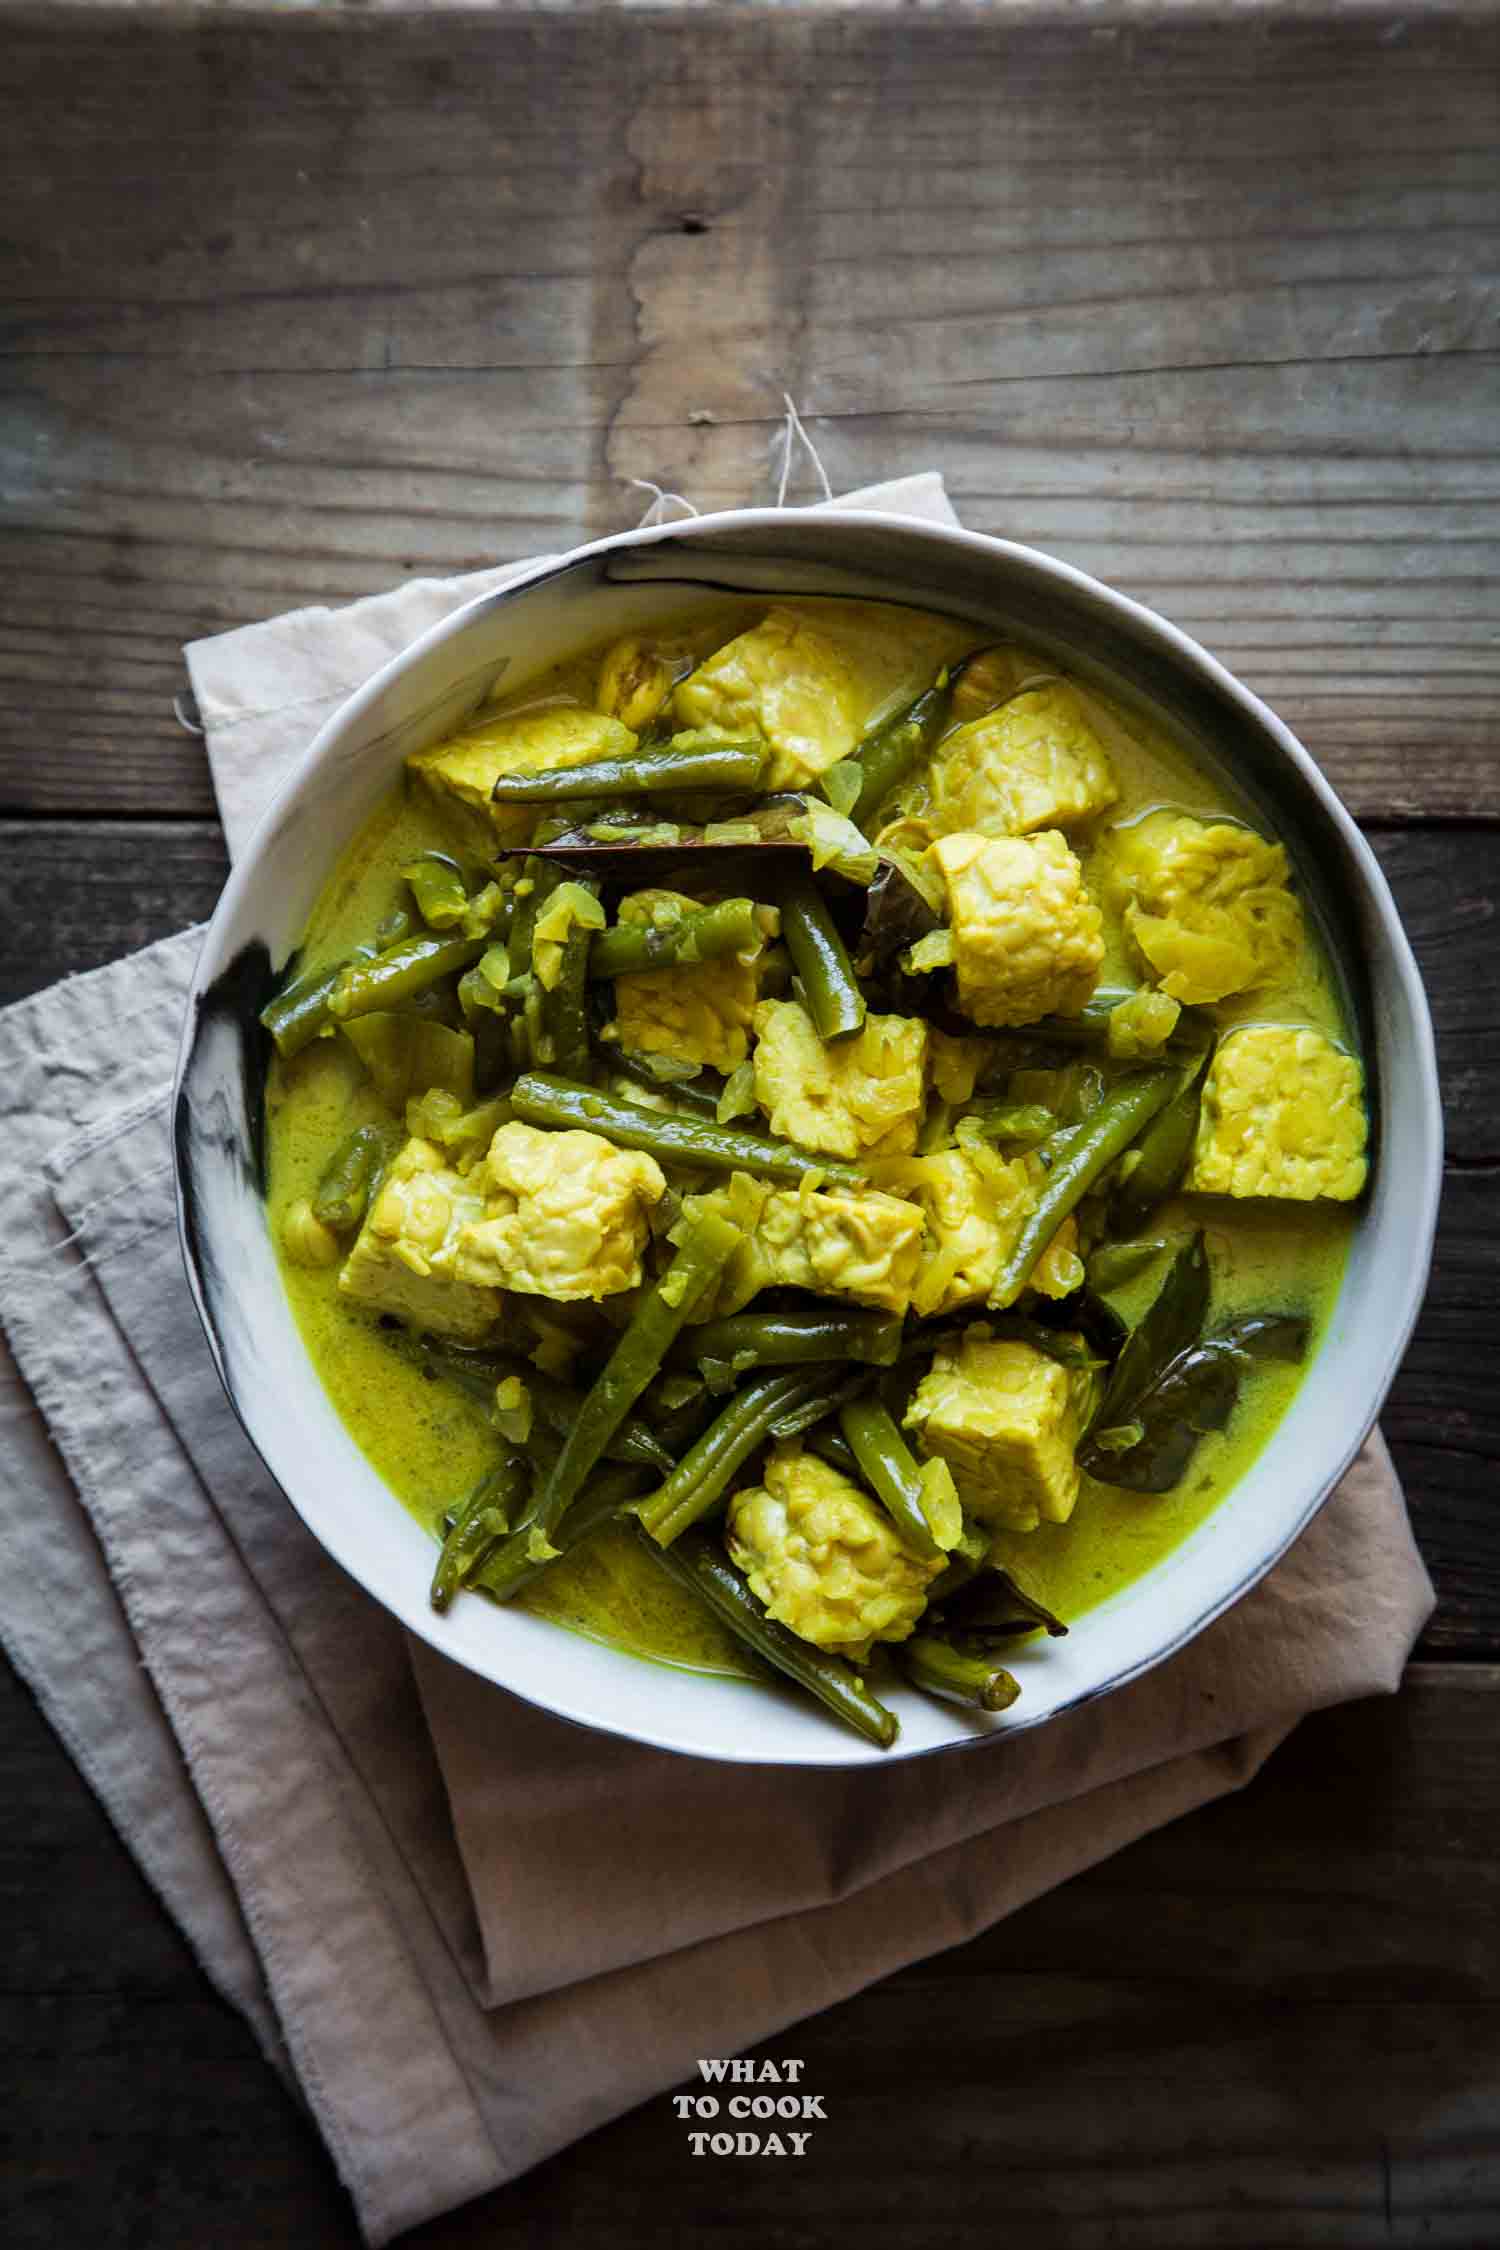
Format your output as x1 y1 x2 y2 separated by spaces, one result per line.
328 933 485 1022
410 1336 671 1472
1113 1049 1212 1230
899 1634 1020 1714
637 1369 843 1547
591 898 767 982
504 857 566 1069
777 872 866 1040
530 1207 742 1538
838 1395 948 1562
311 1123 401 1234
490 742 770 802
673 1308 904 1378
511 1073 865 1191
850 674 954 828
772 1370 872 1439
429 1456 527 1613
475 1465 646 1605
260 944 376 1058
634 1526 899 1749
542 875 599 1080
521 1361 671 1472
401 851 470 930
259 900 443 1056
506 857 545 975
986 1067 1179 1309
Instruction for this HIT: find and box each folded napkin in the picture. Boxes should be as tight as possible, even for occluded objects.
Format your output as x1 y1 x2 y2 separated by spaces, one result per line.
0 474 1434 2245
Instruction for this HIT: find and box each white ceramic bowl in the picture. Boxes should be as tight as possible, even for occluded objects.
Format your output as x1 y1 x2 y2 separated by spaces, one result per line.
173 509 1441 1766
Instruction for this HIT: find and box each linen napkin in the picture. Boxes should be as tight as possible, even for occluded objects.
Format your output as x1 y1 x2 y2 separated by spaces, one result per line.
0 473 1434 2245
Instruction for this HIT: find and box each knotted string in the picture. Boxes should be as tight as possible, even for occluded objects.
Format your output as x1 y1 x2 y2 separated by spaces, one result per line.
627 394 833 526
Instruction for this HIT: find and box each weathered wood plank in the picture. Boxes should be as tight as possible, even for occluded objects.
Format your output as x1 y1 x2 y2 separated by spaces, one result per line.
1367 827 1500 1169
1386 1170 1500 1653
3 8 1497 817
0 821 229 1008
4 1658 1496 2249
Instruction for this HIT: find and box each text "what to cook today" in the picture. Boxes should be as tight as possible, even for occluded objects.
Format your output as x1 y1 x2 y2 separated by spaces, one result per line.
674 2057 827 2156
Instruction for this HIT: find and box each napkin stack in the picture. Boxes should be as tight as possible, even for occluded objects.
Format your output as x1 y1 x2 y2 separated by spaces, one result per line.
0 474 1433 2243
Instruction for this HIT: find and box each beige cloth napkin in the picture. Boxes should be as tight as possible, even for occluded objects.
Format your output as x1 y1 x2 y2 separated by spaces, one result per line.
0 474 1434 2245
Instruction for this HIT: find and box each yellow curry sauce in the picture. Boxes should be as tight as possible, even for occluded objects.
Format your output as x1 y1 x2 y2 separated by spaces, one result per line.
265 600 1356 1680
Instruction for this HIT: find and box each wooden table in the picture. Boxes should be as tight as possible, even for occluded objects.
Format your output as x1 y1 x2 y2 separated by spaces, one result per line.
4 7 1497 2243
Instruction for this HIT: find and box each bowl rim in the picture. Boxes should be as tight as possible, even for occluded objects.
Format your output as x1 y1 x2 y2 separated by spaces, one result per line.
173 503 1443 1766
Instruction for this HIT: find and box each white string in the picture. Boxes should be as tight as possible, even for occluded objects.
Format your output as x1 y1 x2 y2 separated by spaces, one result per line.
627 403 832 528
172 690 205 736
774 392 834 508
627 478 701 529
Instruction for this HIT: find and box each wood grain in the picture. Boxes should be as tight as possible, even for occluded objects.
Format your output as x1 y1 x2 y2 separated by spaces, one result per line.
0 821 229 1007
5 1656 1497 2250
3 7 1498 817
